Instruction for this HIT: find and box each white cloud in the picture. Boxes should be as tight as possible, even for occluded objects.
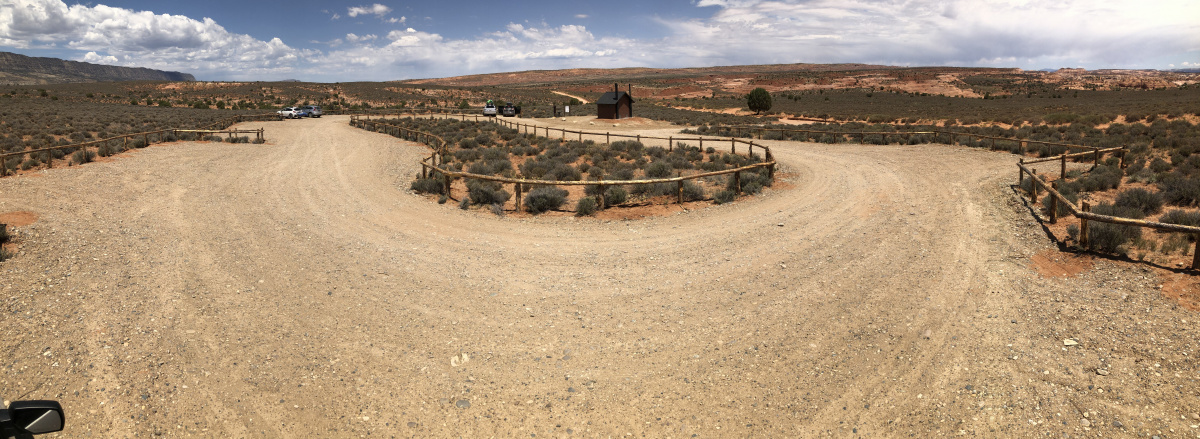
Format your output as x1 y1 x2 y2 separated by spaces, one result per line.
0 0 314 78
82 51 117 64
331 13 341 20
654 0 1200 69
2 0 1197 81
347 4 391 18
575 14 588 19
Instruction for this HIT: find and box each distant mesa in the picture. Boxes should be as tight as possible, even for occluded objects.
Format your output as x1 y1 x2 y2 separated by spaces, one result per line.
0 51 196 85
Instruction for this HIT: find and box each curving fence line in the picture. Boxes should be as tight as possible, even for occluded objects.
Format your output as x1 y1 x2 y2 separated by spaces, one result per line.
0 113 279 177
349 113 777 210
1016 150 1200 270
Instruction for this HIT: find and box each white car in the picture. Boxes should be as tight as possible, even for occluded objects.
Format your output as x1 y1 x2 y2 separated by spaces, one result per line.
482 101 497 117
276 107 301 119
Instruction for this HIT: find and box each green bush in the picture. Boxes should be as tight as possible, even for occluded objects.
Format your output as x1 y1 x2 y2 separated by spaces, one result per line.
467 179 511 206
1160 209 1200 228
1076 165 1122 192
713 189 736 204
525 186 568 214
575 197 599 216
1158 172 1200 206
1113 188 1163 216
604 186 628 207
681 181 705 201
410 177 444 194
1087 202 1144 253
72 149 95 164
644 161 672 178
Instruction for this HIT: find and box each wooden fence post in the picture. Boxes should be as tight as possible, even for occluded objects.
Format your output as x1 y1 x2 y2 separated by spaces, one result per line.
515 182 522 211
444 174 452 199
606 132 610 144
597 184 606 209
734 171 742 194
731 138 735 154
1018 159 1024 188
1094 149 1100 167
1030 168 1038 203
1080 202 1090 247
1060 155 1067 179
1193 237 1200 270
1049 181 1059 224
668 136 672 151
677 179 684 205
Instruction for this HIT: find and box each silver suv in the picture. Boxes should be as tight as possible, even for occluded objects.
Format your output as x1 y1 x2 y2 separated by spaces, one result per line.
302 105 322 118
276 107 301 119
482 101 497 117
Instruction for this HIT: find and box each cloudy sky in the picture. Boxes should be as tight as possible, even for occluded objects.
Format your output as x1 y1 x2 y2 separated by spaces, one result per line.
1 0 1197 82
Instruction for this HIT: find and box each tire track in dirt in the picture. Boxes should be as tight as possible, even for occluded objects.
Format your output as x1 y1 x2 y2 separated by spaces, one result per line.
2 115 1198 437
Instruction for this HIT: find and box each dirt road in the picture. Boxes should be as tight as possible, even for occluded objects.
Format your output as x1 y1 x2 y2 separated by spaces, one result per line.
1 116 1196 437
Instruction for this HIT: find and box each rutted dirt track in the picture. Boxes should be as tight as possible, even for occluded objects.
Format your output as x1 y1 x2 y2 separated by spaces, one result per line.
1 115 1197 437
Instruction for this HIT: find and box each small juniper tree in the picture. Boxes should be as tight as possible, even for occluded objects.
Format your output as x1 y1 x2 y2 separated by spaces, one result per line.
747 87 772 115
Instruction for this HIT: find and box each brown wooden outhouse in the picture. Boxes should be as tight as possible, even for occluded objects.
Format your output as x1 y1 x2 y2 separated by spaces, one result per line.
597 83 634 119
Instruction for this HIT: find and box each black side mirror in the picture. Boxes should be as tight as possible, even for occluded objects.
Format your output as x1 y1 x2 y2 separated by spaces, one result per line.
8 401 64 434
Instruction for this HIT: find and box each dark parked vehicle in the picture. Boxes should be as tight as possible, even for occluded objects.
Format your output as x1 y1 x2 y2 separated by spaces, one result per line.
501 102 517 117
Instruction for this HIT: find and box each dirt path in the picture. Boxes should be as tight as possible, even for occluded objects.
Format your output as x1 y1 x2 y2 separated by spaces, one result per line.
1 116 1196 437
552 91 590 104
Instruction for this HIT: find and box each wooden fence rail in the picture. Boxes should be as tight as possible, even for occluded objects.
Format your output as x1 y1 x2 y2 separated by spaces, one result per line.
0 114 276 177
349 114 777 210
1016 158 1200 269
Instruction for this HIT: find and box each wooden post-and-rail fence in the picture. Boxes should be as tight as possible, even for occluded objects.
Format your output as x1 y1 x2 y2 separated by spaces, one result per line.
0 113 276 177
1016 154 1200 270
349 115 777 209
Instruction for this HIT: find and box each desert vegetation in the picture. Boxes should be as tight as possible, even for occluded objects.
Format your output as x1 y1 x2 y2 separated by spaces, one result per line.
372 116 772 215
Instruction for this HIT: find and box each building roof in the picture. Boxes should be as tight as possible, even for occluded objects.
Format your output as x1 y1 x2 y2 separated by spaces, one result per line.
596 91 634 105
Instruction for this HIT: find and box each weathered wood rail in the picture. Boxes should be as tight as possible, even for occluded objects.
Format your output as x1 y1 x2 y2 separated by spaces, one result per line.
1016 155 1200 269
0 114 276 177
350 114 777 210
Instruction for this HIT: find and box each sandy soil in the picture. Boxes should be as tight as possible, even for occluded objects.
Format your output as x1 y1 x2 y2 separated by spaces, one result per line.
1 115 1198 437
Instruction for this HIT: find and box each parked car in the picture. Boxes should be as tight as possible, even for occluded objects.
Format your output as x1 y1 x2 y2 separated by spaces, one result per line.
482 101 497 117
295 107 311 118
302 105 323 118
276 107 301 119
501 102 517 117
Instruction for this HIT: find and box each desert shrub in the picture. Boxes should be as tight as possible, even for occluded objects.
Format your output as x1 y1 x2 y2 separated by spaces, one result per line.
1113 188 1163 216
0 225 8 244
410 177 444 194
525 186 568 214
1067 224 1080 242
1149 157 1172 173
20 158 39 170
544 163 582 181
1086 202 1144 254
575 197 599 216
713 189 736 204
1076 165 1122 192
490 203 505 217
1159 209 1200 228
459 138 478 149
72 149 96 164
681 181 705 201
459 197 470 210
253 138 266 144
604 186 628 207
0 246 11 262
467 179 511 206
98 143 117 157
644 161 672 178
1157 172 1200 206
132 138 149 147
